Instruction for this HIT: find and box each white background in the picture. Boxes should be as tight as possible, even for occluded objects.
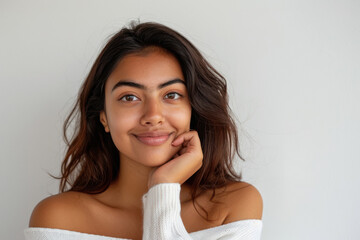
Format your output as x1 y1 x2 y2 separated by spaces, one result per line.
1 0 359 239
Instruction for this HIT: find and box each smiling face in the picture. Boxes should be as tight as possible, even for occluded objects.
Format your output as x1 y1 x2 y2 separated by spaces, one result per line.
100 48 192 167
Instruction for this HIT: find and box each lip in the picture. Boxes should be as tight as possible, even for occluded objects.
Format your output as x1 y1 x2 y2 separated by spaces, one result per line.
133 131 173 146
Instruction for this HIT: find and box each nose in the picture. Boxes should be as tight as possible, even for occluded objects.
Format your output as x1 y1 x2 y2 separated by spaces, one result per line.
140 98 164 126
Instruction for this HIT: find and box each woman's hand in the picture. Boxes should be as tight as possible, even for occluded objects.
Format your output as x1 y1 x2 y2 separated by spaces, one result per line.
148 130 203 188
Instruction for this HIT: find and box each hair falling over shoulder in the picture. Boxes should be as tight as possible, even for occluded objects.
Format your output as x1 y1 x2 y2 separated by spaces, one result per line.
57 21 245 216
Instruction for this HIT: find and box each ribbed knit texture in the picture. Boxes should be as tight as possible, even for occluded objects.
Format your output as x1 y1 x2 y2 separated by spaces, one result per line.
142 183 189 239
24 183 262 240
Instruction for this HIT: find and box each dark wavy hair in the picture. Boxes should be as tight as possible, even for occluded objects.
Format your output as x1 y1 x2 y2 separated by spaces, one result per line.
58 21 244 220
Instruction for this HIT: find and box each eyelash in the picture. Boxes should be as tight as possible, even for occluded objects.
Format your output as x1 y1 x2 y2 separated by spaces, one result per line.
119 95 140 102
164 92 182 100
118 92 183 102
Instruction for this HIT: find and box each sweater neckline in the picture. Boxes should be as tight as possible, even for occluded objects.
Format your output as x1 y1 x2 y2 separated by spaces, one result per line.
25 219 262 239
189 219 262 234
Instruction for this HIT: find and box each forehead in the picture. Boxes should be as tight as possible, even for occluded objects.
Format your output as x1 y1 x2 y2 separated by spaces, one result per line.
106 48 184 91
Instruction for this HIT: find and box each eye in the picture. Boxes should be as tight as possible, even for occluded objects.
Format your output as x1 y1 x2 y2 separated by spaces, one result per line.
164 92 182 100
119 94 140 102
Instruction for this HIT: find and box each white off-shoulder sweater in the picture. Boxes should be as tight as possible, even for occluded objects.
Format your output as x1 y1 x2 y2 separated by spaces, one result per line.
24 183 262 240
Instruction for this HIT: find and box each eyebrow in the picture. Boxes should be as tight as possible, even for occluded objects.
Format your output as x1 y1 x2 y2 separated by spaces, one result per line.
111 78 185 92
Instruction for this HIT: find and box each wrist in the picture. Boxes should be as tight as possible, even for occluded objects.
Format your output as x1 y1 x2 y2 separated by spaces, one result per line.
148 176 175 188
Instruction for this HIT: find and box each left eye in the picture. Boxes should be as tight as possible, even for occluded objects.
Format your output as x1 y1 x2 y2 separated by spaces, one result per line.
164 92 181 100
119 95 139 102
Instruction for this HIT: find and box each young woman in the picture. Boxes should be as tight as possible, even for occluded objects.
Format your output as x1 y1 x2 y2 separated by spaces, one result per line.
25 22 263 240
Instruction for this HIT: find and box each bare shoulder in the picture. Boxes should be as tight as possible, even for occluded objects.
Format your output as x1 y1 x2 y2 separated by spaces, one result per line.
220 181 263 224
29 191 91 229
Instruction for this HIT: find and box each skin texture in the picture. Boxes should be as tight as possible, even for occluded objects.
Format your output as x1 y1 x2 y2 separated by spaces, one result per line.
29 48 263 240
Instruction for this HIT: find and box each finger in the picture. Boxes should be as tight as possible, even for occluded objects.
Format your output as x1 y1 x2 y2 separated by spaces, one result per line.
178 147 187 155
171 130 199 147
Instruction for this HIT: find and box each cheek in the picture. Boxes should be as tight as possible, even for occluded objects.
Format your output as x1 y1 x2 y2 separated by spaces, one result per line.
167 105 192 129
107 107 139 134
106 109 138 153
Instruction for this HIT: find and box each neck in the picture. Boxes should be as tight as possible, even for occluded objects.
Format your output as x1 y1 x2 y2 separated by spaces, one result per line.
92 156 193 210
103 157 153 209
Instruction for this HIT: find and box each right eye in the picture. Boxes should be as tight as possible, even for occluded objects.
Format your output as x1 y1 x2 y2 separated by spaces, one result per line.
119 95 140 102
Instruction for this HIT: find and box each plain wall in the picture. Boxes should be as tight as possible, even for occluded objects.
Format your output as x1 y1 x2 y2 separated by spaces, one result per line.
1 0 359 239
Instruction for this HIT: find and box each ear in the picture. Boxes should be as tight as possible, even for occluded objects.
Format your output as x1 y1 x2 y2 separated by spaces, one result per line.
100 111 110 132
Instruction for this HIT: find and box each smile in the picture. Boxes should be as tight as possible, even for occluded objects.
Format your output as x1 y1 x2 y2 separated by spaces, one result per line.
133 132 173 146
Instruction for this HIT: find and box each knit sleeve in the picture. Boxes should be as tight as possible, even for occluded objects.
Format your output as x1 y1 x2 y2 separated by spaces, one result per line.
142 183 190 240
141 183 262 240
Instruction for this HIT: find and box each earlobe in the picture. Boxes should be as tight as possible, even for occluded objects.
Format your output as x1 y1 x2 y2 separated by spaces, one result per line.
100 111 110 132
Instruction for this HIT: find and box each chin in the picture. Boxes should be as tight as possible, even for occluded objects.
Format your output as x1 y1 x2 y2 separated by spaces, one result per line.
117 139 181 167
136 151 176 167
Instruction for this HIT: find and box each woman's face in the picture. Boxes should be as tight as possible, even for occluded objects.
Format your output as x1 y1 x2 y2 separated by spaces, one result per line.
100 48 191 167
